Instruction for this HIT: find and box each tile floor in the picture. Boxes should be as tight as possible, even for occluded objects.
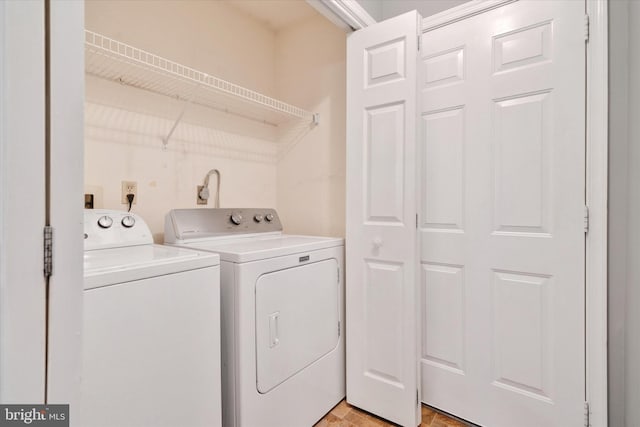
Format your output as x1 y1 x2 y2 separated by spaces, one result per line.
315 400 471 427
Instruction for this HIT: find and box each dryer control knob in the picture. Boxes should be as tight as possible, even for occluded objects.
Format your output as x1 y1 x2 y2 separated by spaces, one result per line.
230 213 243 225
121 215 136 228
254 214 264 223
265 213 274 222
97 215 113 229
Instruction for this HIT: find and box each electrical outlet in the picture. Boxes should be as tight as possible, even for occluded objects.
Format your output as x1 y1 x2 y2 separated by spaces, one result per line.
197 185 208 205
121 181 137 204
84 194 94 209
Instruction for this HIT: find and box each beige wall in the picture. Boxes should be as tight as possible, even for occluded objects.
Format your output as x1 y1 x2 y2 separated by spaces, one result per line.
84 1 280 241
84 1 346 240
275 15 347 238
85 0 276 96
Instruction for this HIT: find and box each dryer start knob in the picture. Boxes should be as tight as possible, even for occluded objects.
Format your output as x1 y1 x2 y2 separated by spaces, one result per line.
230 213 243 225
97 215 113 229
265 213 274 222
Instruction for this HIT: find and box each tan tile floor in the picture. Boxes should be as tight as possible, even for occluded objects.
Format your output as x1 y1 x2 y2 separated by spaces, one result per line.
315 400 471 427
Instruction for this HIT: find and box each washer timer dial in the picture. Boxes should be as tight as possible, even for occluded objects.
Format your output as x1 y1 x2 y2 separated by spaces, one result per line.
97 215 113 229
121 215 136 228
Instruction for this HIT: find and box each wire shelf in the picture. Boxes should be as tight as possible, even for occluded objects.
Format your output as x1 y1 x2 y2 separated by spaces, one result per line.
85 30 317 145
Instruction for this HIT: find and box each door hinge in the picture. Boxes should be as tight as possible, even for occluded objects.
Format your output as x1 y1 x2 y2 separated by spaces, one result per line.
337 267 340 283
416 213 419 229
584 205 590 233
44 226 53 278
416 389 419 405
584 401 590 427
417 34 421 51
338 321 341 337
584 14 590 43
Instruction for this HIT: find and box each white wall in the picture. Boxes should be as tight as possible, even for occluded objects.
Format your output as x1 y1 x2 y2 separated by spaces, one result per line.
275 14 346 237
356 0 471 21
84 1 279 241
624 2 640 426
356 0 383 21
608 1 640 426
381 0 471 19
608 3 628 426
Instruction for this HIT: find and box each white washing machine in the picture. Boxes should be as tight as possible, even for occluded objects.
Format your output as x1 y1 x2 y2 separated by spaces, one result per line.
82 209 222 427
164 208 345 427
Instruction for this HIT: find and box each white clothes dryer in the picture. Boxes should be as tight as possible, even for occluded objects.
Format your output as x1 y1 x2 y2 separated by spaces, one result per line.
164 208 345 427
82 209 222 427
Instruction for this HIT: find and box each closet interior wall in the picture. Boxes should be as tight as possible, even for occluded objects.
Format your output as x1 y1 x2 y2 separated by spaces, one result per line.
275 15 346 238
84 0 346 241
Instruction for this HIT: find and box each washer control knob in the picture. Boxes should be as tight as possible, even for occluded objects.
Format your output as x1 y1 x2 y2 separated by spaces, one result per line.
97 215 113 229
265 213 274 222
121 215 136 228
230 213 243 225
254 214 264 223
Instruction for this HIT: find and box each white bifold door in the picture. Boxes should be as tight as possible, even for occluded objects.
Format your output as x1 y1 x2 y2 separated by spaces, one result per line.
346 10 421 427
347 2 586 427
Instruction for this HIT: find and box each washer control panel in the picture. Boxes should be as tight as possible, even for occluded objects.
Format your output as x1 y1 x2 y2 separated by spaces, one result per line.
165 208 283 242
85 209 153 250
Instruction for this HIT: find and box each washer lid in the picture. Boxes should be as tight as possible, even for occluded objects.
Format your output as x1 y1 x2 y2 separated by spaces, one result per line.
84 244 219 290
177 234 344 263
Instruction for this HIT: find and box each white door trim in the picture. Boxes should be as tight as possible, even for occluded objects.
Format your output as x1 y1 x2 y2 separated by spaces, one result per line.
419 1 609 426
46 0 84 419
0 0 47 403
585 1 608 426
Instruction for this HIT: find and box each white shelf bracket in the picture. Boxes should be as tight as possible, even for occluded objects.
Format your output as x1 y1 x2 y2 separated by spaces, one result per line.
312 113 320 127
162 83 201 150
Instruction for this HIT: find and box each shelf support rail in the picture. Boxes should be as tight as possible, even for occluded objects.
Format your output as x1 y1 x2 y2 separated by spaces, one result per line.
162 83 201 149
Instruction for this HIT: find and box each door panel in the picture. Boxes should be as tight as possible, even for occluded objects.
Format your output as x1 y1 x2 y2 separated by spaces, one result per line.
422 107 465 230
419 2 585 426
421 263 465 373
365 103 406 223
346 11 421 427
493 91 551 234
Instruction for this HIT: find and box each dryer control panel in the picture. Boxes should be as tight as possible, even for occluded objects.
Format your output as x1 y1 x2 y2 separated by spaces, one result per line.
84 209 153 250
165 208 283 243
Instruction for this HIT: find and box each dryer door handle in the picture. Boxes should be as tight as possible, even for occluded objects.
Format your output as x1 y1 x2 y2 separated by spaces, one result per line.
269 312 280 348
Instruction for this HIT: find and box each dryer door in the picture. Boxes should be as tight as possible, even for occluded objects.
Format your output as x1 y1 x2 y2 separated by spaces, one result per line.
255 258 340 393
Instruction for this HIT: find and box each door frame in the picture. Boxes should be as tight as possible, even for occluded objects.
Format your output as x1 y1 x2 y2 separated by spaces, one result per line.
46 0 85 418
332 0 608 425
584 1 608 426
0 0 47 403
